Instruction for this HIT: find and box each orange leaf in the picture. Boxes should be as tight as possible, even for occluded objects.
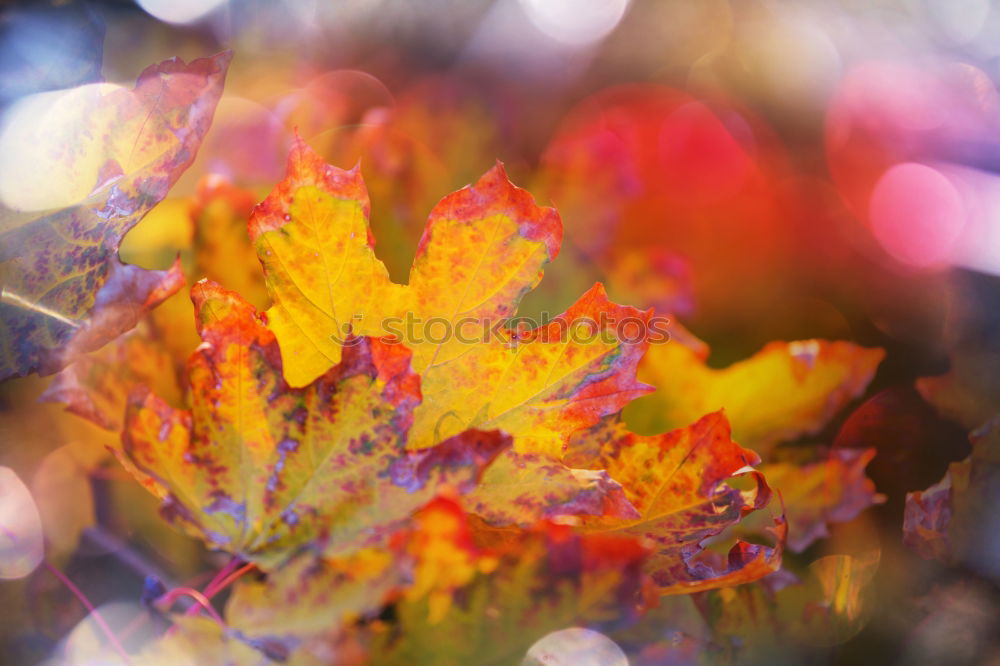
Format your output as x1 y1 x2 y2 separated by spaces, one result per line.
144 497 647 666
568 411 786 594
759 449 884 552
249 139 651 458
118 281 509 568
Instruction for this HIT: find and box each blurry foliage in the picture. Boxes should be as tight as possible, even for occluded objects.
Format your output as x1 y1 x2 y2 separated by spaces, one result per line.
2 0 1000 665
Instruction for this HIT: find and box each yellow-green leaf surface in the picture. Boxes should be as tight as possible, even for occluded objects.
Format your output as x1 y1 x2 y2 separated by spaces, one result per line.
119 280 510 569
568 411 785 594
250 139 651 457
627 334 884 454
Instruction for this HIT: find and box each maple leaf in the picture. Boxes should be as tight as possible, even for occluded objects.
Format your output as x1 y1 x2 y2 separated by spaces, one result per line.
249 138 651 458
565 410 786 594
626 331 884 455
118 280 510 568
0 53 230 380
756 448 884 552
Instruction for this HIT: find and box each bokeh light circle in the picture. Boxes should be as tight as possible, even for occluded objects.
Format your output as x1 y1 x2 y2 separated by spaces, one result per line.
523 627 629 666
519 0 630 46
869 162 965 268
136 0 228 25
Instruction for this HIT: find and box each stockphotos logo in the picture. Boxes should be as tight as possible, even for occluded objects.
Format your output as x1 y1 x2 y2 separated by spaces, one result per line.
329 312 671 346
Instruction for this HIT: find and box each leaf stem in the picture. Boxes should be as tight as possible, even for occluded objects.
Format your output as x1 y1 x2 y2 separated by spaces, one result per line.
201 557 240 598
206 562 256 600
156 587 226 625
181 559 256 619
44 560 132 665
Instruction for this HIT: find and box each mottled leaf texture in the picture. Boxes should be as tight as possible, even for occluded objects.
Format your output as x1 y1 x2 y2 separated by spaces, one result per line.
0 53 230 379
220 498 501 663
250 138 651 457
223 548 403 663
366 499 650 666
463 449 639 527
627 335 884 455
566 411 786 594
759 448 884 552
137 498 648 666
119 281 510 569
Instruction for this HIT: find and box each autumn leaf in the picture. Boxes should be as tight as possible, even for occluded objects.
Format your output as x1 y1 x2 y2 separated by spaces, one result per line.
756 448 884 552
217 498 497 663
625 331 884 455
904 465 956 564
249 138 651 458
462 449 639 528
905 313 1000 581
221 549 401 664
0 52 230 380
565 410 786 594
365 500 650 666
137 497 647 666
118 280 510 568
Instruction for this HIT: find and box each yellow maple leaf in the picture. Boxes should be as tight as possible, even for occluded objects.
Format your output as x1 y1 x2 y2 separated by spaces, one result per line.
249 138 652 458
627 328 884 454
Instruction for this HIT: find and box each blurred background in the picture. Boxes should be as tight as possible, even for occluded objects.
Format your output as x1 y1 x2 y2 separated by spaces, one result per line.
1 0 1000 664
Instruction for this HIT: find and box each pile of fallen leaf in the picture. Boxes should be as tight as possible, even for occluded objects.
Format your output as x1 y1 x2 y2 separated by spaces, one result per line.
0 53 926 666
